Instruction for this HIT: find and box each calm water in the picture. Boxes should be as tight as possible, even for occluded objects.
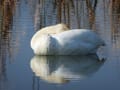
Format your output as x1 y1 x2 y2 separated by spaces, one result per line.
0 0 120 90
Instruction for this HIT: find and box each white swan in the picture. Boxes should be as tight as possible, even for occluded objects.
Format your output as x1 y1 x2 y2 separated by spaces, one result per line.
31 29 105 55
30 55 105 84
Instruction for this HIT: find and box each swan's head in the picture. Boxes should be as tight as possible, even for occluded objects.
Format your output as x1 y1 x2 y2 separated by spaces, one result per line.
31 34 57 55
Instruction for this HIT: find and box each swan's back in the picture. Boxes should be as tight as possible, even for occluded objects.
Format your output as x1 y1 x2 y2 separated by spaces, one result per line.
53 29 105 55
54 29 105 46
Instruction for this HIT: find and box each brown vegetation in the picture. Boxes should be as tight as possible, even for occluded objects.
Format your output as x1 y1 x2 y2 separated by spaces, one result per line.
0 0 16 80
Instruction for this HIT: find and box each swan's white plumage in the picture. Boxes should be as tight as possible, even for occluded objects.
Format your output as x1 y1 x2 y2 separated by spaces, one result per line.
31 29 105 55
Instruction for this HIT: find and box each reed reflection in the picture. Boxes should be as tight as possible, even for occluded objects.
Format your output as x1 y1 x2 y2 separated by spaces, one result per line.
31 0 98 30
0 0 16 89
110 0 120 47
30 55 105 84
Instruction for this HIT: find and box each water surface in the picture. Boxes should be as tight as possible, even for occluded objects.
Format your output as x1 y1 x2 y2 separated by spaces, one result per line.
0 0 120 90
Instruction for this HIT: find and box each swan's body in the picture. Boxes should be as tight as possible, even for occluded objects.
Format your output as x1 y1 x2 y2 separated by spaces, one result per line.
31 29 105 55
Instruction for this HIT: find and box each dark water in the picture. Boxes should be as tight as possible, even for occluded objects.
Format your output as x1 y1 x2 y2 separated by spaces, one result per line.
0 0 120 90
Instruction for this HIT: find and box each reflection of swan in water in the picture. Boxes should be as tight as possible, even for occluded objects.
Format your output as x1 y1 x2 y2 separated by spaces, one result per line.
30 55 105 84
